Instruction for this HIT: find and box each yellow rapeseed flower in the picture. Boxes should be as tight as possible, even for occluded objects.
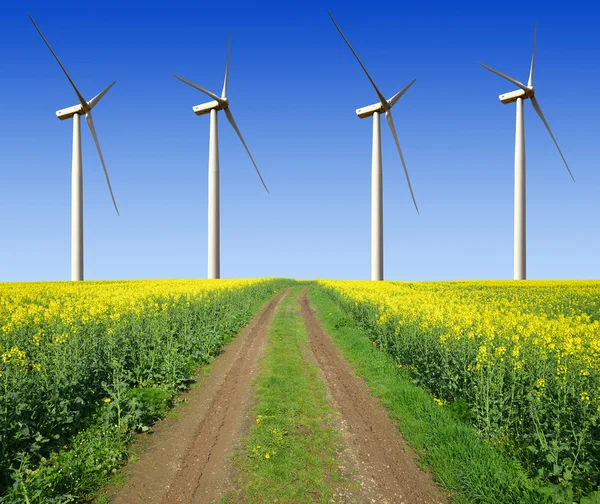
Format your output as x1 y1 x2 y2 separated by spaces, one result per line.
1 346 26 366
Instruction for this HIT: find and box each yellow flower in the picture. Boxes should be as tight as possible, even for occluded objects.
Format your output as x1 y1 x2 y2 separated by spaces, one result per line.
433 397 443 407
264 452 270 459
103 398 112 403
1 346 26 366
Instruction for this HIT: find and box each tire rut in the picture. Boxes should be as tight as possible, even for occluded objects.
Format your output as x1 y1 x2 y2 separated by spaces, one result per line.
299 289 447 504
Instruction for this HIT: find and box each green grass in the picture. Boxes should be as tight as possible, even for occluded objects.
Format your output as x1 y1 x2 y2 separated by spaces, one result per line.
309 285 546 504
232 287 345 503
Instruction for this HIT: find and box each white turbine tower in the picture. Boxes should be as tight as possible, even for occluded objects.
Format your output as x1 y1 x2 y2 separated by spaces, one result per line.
174 36 268 280
480 23 575 280
329 13 419 282
29 14 119 282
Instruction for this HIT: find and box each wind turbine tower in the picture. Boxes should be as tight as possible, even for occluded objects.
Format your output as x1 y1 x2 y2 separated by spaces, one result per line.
480 23 575 280
29 14 119 281
329 13 419 281
174 37 269 279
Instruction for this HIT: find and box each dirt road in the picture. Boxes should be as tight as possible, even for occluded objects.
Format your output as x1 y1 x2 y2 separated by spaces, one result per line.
107 287 447 503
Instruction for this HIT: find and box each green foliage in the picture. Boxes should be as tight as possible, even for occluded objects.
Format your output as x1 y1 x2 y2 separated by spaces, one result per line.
310 286 545 504
316 281 600 501
0 279 294 501
1 424 130 503
100 387 173 433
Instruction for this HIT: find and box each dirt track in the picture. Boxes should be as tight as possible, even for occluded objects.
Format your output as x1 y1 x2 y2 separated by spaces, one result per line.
108 290 288 504
300 289 447 504
107 287 447 503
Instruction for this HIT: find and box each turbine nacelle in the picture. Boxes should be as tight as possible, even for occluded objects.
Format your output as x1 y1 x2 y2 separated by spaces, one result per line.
193 98 229 117
56 103 89 120
499 87 535 105
356 100 390 119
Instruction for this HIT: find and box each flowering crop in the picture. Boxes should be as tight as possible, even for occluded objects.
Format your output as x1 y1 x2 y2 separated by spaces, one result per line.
317 280 600 497
0 278 286 494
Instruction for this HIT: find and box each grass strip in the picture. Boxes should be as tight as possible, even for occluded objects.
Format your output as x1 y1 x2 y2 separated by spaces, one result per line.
231 287 343 503
309 285 545 504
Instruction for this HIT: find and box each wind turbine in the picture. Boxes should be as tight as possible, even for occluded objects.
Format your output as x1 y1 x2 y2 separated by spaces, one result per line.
329 13 419 282
174 36 268 280
29 14 119 282
480 23 575 280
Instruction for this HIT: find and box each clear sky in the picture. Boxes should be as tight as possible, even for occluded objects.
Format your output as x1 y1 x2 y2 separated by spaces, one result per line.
1 1 599 282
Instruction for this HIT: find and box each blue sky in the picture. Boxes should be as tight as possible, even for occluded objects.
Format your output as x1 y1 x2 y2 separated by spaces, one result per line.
1 1 599 281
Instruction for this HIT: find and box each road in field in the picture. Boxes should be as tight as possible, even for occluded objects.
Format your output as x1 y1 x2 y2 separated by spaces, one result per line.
106 287 447 503
300 289 447 504
109 290 289 504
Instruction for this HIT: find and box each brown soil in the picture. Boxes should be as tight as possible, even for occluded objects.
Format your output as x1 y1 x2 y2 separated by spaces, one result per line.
299 289 448 504
106 290 288 504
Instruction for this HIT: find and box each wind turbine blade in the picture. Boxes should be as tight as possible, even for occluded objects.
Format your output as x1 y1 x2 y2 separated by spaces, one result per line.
530 96 575 182
87 81 116 110
479 63 529 92
528 22 537 87
385 109 419 213
173 74 224 104
388 79 416 108
328 12 388 107
222 35 231 99
28 13 87 109
85 111 120 214
223 107 269 193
